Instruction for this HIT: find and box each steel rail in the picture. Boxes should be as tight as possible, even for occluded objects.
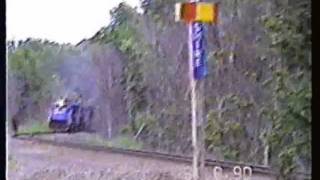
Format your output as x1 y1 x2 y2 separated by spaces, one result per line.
12 132 310 179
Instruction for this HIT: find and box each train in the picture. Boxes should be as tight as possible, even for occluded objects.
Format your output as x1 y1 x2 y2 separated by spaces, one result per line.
47 96 94 132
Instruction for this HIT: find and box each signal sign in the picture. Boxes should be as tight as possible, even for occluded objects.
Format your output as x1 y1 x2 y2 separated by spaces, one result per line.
191 22 207 80
175 2 219 24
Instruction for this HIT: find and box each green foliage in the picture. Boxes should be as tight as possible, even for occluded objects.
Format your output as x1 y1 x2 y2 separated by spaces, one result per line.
222 146 240 160
18 121 52 134
135 112 158 131
9 41 61 93
7 1 311 177
87 135 111 148
206 110 223 150
86 134 144 150
261 0 311 176
121 112 159 136
110 136 144 150
262 1 310 69
8 39 66 123
96 4 152 131
265 70 311 176
205 107 246 161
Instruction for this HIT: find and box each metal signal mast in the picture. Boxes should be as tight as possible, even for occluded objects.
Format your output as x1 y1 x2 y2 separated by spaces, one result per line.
175 1 219 179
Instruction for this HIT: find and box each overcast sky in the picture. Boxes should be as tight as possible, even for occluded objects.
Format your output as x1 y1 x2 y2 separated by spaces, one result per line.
6 0 141 44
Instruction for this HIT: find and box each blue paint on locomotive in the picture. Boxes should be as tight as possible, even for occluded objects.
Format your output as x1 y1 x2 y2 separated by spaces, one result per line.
49 106 74 122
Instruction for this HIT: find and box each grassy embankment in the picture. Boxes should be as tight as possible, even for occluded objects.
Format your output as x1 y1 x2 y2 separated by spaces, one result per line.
18 121 143 150
18 121 52 134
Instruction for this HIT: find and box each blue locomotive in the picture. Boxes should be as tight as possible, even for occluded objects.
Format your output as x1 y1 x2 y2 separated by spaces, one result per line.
48 96 92 132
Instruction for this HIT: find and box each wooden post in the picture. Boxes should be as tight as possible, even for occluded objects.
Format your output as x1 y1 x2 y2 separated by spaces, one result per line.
197 79 206 179
188 20 206 180
188 23 197 179
176 2 218 179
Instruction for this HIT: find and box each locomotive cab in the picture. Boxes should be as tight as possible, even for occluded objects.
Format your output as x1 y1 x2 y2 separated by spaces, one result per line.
48 97 83 132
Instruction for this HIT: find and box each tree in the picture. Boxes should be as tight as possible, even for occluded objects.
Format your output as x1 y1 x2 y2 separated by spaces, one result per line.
262 0 311 176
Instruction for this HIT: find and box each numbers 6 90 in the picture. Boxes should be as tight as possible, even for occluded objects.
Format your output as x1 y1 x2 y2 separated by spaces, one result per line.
213 165 252 179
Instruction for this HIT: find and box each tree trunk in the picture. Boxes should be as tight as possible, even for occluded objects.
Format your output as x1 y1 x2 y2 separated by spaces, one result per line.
106 66 113 139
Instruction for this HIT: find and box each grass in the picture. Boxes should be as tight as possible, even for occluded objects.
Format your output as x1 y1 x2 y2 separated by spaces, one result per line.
17 121 143 150
109 136 143 150
8 155 19 172
18 121 52 134
87 135 111 148
87 135 143 150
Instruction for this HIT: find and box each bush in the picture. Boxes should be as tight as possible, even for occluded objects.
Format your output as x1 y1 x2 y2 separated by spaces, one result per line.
18 121 52 134
110 136 143 150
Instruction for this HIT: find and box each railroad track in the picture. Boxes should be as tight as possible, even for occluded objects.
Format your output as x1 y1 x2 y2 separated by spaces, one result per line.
12 132 310 179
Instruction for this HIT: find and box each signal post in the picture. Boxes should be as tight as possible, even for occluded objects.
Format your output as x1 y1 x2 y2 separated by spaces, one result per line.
175 1 219 180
